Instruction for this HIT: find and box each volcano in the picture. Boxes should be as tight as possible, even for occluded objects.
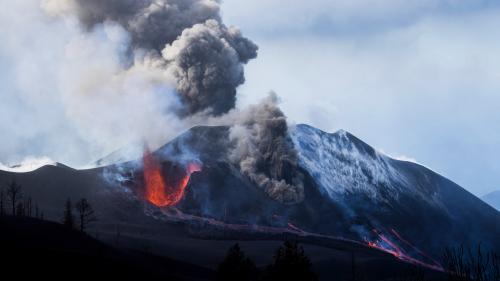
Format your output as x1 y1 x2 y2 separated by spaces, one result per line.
1 124 498 280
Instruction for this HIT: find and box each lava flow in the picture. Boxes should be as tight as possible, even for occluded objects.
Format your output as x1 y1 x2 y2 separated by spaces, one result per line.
143 149 202 207
366 229 443 271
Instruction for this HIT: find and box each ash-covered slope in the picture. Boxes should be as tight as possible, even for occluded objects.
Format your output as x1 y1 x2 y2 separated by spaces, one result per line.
290 124 500 253
0 216 214 280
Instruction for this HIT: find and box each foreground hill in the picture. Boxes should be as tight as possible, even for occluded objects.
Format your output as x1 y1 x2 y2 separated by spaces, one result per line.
0 215 445 280
0 215 214 280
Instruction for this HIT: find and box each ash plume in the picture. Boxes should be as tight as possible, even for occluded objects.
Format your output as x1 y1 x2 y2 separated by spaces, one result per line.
229 94 305 204
163 19 257 115
43 0 257 116
70 0 220 52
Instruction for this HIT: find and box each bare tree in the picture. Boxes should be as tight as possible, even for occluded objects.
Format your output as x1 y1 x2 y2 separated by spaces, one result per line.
0 188 5 216
75 198 97 232
25 197 32 217
443 244 500 281
15 202 24 216
62 198 75 229
6 180 22 215
114 224 122 247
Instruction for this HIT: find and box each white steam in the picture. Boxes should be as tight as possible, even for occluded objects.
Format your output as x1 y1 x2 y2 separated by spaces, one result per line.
1 1 196 166
0 157 56 173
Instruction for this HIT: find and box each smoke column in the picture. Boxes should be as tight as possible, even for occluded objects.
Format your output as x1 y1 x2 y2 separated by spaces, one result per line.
229 93 304 204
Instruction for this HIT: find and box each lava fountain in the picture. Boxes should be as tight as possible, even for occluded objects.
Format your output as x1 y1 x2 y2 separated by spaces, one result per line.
143 149 202 207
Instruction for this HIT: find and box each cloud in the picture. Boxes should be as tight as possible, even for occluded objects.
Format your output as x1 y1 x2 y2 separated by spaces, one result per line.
0 1 186 166
222 0 500 37
0 157 56 173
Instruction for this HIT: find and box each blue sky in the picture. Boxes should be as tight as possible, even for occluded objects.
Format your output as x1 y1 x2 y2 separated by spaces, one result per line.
221 0 500 196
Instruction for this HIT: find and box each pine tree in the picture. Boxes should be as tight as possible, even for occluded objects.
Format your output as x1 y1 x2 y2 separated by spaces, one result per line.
75 198 97 232
62 198 75 229
0 188 5 216
263 241 318 281
6 180 22 215
217 244 258 281
15 202 24 216
25 197 32 217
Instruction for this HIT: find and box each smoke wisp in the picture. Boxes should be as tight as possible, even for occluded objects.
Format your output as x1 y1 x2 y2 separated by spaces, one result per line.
229 94 304 204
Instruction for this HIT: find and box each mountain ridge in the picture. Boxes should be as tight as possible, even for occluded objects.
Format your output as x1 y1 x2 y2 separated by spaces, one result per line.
482 190 500 211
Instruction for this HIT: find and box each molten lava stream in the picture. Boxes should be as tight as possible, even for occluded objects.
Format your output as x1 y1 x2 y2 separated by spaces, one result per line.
143 150 201 207
367 229 443 271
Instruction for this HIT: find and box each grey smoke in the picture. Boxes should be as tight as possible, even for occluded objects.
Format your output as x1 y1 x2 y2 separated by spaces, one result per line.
229 93 304 204
163 19 257 115
47 0 257 116
73 0 220 52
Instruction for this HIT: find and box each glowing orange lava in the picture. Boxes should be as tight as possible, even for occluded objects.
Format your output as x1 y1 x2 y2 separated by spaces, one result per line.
143 150 201 207
366 229 443 271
